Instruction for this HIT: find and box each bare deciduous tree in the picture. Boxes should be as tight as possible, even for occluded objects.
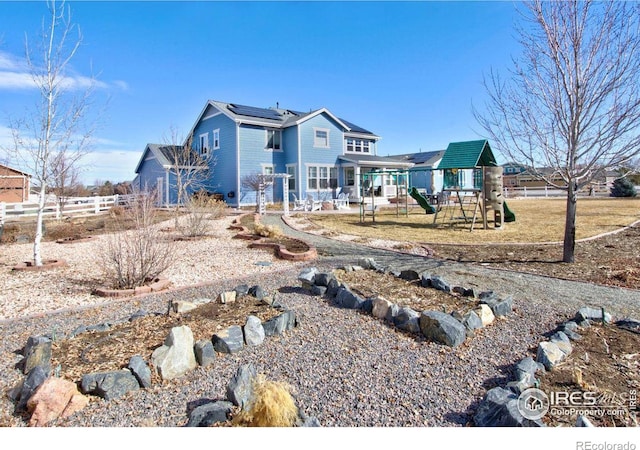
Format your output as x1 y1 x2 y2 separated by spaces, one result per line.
6 0 97 265
162 125 216 230
49 152 84 211
476 0 640 263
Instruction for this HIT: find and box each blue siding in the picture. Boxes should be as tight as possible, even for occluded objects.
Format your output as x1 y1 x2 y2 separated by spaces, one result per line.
135 149 167 203
192 109 238 205
298 113 345 200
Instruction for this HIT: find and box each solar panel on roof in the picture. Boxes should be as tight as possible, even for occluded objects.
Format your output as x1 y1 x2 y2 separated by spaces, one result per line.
340 118 373 135
228 104 282 120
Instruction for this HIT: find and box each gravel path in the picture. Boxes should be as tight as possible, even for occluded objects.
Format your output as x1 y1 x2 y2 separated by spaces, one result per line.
1 212 638 427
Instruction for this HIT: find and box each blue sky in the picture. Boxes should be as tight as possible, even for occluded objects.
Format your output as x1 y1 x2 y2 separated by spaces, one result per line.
0 1 520 184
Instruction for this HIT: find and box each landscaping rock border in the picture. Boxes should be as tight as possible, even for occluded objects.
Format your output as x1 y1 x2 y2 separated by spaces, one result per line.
298 257 514 348
12 259 68 272
92 277 172 298
473 307 639 427
230 213 318 261
9 283 299 426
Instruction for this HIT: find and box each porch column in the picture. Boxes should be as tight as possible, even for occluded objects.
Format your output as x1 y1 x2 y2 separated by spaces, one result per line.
354 166 361 202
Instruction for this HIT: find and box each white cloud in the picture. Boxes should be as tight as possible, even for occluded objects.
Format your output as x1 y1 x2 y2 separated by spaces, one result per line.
0 50 128 92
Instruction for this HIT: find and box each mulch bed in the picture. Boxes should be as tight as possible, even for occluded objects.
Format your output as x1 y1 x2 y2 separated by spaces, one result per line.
334 269 476 314
51 296 282 385
538 323 639 427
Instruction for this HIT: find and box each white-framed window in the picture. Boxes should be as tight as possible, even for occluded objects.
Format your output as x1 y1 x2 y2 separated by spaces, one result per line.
262 165 274 176
307 165 338 190
344 167 355 186
314 128 330 148
265 129 282 151
346 138 371 153
286 165 296 191
213 129 220 150
199 133 209 156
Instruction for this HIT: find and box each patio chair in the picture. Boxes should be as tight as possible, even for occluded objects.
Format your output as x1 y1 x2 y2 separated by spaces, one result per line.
306 193 322 211
292 193 306 211
333 192 350 210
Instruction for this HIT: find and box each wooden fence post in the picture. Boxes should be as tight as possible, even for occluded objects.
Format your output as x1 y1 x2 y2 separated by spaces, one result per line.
94 196 100 214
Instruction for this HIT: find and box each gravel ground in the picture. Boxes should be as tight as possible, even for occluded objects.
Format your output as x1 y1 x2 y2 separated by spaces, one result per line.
1 212 639 427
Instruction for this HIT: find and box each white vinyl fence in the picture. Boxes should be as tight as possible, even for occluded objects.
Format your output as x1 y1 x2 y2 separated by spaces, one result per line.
0 195 124 225
503 184 612 198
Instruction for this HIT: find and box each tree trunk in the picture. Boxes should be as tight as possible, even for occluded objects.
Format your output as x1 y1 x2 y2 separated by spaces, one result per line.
562 184 578 263
33 185 47 266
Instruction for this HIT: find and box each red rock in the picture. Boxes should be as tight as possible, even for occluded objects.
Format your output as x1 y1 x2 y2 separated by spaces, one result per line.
27 378 88 426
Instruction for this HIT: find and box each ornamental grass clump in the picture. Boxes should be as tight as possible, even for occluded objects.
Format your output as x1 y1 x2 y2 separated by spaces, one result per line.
232 374 298 427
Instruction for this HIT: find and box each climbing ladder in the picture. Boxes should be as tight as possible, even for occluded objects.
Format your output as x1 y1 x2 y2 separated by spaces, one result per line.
433 189 484 231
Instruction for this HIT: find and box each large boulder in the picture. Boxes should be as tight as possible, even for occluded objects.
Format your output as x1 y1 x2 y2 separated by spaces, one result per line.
429 275 451 293
394 307 421 334
128 355 152 388
576 307 612 324
452 310 483 333
151 325 197 380
481 296 513 317
474 387 544 427
216 291 237 305
549 331 573 356
80 370 140 400
474 304 495 327
298 268 318 288
227 364 257 409
27 377 89 427
419 311 466 347
262 311 295 336
335 287 364 309
16 366 49 412
399 269 420 281
212 325 245 354
314 272 336 287
371 296 393 320
536 341 566 370
22 336 52 375
244 315 265 347
194 340 216 367
186 401 233 427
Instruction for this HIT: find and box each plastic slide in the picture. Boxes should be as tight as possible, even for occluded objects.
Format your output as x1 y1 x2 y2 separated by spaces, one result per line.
503 201 516 222
409 187 436 214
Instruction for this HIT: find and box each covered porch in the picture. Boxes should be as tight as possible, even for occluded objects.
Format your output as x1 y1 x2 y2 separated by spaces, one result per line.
338 155 414 203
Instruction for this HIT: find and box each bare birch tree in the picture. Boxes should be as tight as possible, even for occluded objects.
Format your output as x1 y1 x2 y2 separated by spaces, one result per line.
476 0 640 262
162 125 216 230
7 0 96 265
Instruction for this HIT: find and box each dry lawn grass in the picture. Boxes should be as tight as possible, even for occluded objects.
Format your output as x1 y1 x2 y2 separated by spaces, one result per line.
307 198 640 244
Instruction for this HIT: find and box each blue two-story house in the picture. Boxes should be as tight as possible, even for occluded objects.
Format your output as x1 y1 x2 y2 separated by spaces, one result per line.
133 100 413 207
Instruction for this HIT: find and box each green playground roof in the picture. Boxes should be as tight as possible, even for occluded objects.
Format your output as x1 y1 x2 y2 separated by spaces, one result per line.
437 139 499 169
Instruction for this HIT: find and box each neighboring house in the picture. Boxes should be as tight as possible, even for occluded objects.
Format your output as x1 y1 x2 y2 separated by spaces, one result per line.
0 164 31 203
502 162 528 188
393 150 445 195
134 100 413 207
133 144 210 205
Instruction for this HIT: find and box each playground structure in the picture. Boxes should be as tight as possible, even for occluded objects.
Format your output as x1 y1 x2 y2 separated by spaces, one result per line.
357 140 516 230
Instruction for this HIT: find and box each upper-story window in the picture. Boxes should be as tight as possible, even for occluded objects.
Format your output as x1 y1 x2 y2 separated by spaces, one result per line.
199 133 209 156
314 128 330 148
346 138 371 153
266 129 281 151
213 129 220 150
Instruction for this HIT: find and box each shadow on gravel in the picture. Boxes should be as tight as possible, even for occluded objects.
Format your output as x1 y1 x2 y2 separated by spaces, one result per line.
278 286 310 295
480 363 513 390
443 410 473 426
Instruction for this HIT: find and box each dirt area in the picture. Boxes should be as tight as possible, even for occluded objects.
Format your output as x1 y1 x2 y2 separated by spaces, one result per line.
0 210 176 244
538 323 639 427
335 269 479 315
51 295 281 385
428 224 640 289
